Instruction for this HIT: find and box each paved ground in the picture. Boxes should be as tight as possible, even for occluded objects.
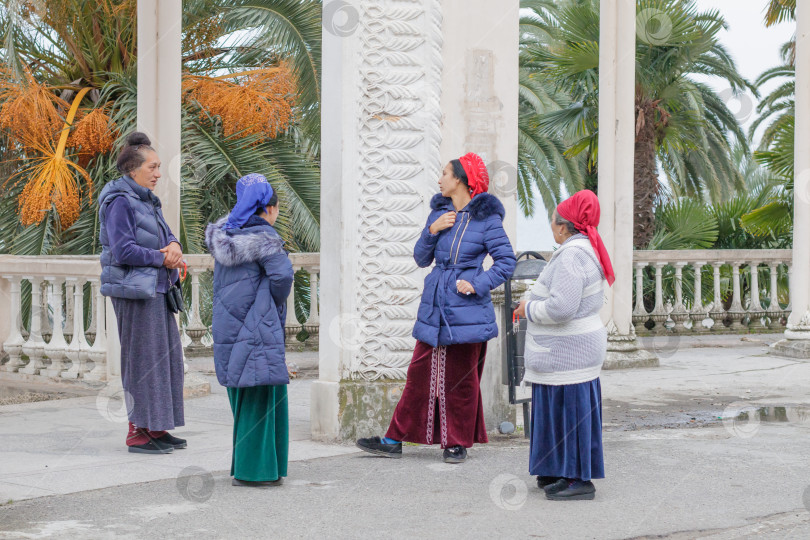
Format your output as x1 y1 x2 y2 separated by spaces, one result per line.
1 335 810 539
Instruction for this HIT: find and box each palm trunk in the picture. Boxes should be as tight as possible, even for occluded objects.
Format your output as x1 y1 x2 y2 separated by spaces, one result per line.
633 97 659 248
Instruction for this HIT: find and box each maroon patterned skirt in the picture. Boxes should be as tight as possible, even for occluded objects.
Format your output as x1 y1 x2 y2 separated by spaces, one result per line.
386 340 488 448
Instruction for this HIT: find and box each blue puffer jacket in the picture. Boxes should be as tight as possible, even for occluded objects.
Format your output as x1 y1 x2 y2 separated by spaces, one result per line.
413 193 516 347
206 215 294 388
98 176 177 299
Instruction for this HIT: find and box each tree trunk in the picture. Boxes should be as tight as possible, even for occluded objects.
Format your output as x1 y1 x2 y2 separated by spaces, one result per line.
633 96 659 248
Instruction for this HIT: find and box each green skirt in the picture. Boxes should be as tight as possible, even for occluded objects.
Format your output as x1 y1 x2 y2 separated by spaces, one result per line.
227 385 289 482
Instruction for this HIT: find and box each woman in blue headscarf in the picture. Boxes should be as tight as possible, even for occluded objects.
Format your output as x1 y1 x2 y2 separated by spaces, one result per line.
205 174 294 487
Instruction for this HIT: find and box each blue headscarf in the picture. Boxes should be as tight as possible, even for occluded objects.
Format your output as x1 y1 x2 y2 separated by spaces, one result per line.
223 174 275 230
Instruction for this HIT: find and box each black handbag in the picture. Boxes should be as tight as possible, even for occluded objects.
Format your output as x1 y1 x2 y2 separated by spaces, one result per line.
165 267 185 314
166 284 185 313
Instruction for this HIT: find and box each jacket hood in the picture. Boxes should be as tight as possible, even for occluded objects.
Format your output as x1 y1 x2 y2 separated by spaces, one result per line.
206 216 285 266
429 192 505 221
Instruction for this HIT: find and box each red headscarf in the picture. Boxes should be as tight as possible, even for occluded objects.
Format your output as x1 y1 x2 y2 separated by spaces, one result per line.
556 190 615 286
458 152 489 198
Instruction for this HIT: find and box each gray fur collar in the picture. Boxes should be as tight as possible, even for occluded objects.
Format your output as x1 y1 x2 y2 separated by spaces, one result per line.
205 217 285 266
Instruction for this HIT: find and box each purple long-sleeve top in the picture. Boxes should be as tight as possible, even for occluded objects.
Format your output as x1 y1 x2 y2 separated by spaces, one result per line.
104 196 180 294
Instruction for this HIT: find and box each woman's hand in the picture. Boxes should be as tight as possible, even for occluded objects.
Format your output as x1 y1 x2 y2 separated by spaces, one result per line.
429 211 456 235
456 279 476 296
160 242 184 269
514 300 527 319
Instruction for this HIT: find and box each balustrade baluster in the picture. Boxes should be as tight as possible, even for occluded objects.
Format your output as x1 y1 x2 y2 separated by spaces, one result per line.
184 268 208 354
670 262 689 333
650 262 668 334
63 277 89 379
709 262 726 331
303 268 320 340
748 263 766 330
766 262 783 328
690 262 708 332
43 277 69 377
20 277 47 375
85 279 107 381
285 267 302 338
632 262 649 334
2 276 25 372
728 263 747 330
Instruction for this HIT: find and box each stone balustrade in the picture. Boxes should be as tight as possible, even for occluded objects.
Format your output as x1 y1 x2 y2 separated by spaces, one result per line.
0 253 320 381
0 249 793 385
181 253 320 355
631 250 792 334
0 256 111 381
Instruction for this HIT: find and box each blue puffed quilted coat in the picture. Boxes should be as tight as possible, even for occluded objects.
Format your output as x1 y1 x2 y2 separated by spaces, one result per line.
413 193 516 347
205 215 293 387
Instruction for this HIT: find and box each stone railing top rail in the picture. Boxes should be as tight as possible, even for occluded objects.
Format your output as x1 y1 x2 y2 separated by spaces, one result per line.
0 253 320 277
0 255 101 279
632 249 792 264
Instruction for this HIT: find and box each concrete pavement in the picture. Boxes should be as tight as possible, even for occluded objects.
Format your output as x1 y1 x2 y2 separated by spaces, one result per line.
1 335 809 538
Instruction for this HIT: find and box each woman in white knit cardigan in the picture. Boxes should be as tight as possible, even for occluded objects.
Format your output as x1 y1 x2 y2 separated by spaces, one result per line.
514 190 614 501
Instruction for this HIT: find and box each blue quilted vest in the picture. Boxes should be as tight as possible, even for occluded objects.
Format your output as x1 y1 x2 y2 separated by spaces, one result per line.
98 176 171 299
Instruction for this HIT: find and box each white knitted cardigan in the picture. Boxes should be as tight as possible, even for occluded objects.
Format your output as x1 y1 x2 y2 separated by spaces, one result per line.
521 234 607 386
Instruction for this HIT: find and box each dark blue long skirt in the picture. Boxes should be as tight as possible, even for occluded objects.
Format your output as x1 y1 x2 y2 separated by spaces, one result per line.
528 378 604 481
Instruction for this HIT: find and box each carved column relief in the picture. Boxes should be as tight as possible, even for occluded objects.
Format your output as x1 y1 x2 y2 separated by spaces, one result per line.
351 1 443 381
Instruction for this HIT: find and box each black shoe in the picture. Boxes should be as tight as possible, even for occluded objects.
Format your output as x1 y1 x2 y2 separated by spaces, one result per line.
537 476 561 489
128 438 174 454
544 477 569 494
154 432 187 449
232 478 283 487
442 445 467 464
355 436 402 458
546 480 596 501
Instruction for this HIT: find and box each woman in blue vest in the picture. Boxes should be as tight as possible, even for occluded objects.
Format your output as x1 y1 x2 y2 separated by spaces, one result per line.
357 153 516 463
99 132 186 454
206 174 294 487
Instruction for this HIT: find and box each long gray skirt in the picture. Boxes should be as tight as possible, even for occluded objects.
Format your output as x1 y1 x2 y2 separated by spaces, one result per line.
111 294 184 431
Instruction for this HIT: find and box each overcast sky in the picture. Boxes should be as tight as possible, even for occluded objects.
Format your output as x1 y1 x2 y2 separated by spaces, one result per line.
515 0 795 252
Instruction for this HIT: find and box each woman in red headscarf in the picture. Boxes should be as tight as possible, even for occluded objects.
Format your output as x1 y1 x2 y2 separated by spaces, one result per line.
514 189 612 500
356 153 516 463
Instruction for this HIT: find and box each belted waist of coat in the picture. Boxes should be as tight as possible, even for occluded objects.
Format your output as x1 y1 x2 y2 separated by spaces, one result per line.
431 261 481 342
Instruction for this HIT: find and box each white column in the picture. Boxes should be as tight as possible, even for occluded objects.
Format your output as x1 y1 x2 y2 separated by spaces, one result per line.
774 1 810 354
598 0 657 367
137 0 182 233
786 0 810 338
314 0 518 440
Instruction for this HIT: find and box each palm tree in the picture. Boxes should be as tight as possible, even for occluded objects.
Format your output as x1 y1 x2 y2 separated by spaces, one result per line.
740 3 796 238
517 0 585 218
521 0 753 247
765 0 795 28
0 0 321 256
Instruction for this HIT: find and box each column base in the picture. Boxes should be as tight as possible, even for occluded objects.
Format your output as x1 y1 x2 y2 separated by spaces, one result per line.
771 338 810 360
603 323 659 370
310 379 406 442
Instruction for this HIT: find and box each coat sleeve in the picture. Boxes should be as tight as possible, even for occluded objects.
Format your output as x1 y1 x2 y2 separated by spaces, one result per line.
261 252 294 311
525 250 585 324
470 215 516 294
413 212 441 268
105 197 165 268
